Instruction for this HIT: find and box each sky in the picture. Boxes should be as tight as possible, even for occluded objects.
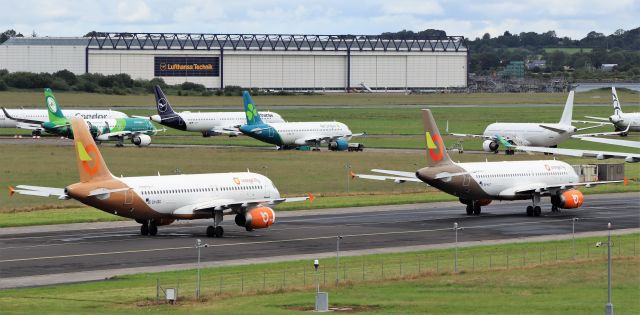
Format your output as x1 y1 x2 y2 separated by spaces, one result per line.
3 0 639 39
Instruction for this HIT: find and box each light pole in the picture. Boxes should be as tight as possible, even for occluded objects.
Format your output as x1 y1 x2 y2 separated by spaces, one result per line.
195 239 208 300
596 222 614 315
336 235 343 285
345 164 351 193
572 217 580 260
453 222 463 273
314 259 320 294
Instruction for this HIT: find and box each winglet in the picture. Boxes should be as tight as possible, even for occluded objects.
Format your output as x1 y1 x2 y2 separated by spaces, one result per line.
624 176 628 186
496 135 513 148
350 171 357 179
8 186 15 197
307 192 315 203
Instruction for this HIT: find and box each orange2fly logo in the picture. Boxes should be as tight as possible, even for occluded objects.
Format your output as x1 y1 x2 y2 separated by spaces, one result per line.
425 132 444 161
76 141 101 176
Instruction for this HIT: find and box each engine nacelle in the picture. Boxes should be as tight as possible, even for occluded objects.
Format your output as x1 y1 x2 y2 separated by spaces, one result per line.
235 207 275 230
328 138 349 151
482 140 499 152
132 134 152 146
551 190 584 209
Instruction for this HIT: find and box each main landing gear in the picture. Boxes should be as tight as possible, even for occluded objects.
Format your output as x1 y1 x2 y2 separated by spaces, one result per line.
206 211 224 238
526 194 542 217
140 220 158 236
465 201 482 215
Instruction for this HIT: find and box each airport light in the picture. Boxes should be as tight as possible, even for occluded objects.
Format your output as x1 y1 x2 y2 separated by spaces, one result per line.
595 222 614 315
336 235 343 285
314 259 320 293
195 239 209 300
572 217 580 260
453 222 463 273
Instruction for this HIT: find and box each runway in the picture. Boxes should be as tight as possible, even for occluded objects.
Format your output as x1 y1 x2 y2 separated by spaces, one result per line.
0 192 638 288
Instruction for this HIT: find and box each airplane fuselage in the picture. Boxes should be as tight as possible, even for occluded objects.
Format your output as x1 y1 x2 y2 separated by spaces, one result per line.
484 123 575 146
611 113 640 132
0 109 127 128
151 111 284 132
66 172 279 220
417 160 578 201
240 121 352 147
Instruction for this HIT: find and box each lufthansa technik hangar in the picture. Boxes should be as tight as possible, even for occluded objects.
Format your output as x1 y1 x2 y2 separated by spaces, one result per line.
0 32 468 91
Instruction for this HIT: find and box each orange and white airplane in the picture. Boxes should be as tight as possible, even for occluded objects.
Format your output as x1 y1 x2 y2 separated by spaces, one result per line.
354 109 627 217
9 117 312 237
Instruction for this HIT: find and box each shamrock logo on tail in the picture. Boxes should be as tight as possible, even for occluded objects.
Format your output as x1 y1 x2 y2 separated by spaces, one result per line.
247 103 258 121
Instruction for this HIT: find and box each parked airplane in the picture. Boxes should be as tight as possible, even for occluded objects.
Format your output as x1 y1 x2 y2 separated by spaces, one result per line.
239 91 363 150
0 107 127 137
353 109 625 216
450 91 603 154
9 116 312 237
582 87 640 134
150 86 284 137
2 89 157 147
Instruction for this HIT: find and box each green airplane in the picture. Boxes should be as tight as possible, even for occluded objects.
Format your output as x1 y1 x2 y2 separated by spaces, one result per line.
2 88 157 147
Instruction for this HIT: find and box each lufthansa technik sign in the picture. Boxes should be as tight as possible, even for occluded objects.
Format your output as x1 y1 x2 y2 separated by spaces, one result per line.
155 57 219 77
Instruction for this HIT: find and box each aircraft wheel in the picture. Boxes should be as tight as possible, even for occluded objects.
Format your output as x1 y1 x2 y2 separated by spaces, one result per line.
526 206 533 217
214 226 224 238
206 226 215 237
149 222 158 236
141 223 149 236
473 204 482 215
533 206 542 217
466 204 473 215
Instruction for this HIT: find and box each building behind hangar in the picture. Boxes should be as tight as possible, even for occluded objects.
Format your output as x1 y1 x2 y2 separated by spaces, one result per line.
0 32 468 91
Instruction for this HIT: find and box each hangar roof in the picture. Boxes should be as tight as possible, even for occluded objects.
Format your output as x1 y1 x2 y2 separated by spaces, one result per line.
2 37 89 46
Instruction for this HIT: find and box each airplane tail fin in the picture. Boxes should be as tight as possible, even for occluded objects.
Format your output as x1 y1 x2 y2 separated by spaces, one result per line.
70 116 113 183
153 86 177 117
559 90 575 125
612 87 622 115
45 88 67 125
243 91 264 125
421 109 453 167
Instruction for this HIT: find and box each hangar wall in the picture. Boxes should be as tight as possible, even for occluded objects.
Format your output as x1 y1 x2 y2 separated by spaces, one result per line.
0 35 468 91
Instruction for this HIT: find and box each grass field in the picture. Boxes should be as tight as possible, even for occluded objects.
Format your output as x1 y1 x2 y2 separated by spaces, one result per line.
0 88 637 108
0 234 638 314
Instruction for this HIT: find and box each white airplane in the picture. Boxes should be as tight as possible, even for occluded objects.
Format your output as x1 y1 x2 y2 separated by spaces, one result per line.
239 91 364 150
9 116 312 237
0 107 127 137
150 86 285 137
582 87 640 134
353 109 625 217
450 91 605 154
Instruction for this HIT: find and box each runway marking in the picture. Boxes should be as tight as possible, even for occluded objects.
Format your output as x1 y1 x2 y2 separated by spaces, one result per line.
3 214 638 263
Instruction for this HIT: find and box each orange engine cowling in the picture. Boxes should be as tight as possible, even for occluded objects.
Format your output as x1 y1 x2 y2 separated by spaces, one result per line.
553 190 584 209
235 207 276 230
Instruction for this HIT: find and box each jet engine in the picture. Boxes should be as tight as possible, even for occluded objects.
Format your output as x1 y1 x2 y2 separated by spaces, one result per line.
235 207 275 230
132 134 152 146
551 190 584 209
482 140 499 153
328 138 349 151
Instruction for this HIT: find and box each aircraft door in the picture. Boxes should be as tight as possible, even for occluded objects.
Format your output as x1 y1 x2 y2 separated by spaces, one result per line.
263 180 271 199
124 189 133 205
462 174 471 187
268 127 275 138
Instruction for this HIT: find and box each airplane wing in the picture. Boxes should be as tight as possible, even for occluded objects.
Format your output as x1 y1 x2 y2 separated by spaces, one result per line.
449 132 488 139
572 124 631 138
505 179 626 196
9 185 69 199
96 129 156 141
1 108 44 126
578 137 640 149
584 116 611 122
295 133 362 146
508 145 640 163
352 169 424 183
573 119 612 125
15 122 45 131
172 194 314 216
